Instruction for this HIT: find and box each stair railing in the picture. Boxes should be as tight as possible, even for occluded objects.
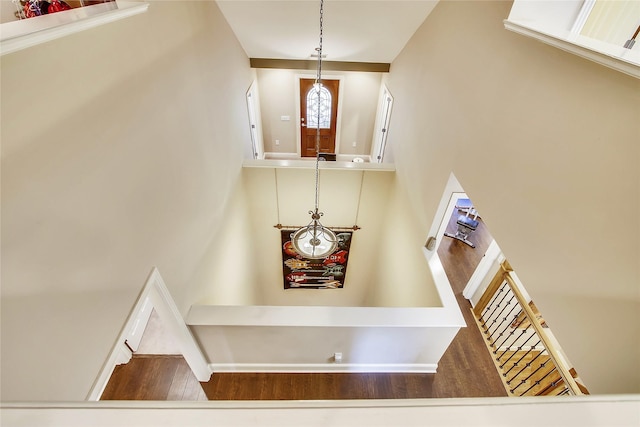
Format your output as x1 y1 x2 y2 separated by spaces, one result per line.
472 261 587 396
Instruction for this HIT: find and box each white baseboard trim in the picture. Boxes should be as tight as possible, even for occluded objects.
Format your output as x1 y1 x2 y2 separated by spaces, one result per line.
209 363 438 373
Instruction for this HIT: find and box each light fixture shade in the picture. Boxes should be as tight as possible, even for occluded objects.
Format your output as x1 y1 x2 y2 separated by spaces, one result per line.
291 223 338 259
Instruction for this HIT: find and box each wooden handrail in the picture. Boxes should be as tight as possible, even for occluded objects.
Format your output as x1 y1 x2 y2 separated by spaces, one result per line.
502 270 584 395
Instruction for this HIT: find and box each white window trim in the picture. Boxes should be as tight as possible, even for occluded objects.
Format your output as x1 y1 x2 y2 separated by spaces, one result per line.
504 0 640 79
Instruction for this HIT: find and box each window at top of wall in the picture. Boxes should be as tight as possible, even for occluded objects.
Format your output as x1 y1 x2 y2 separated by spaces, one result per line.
504 0 640 79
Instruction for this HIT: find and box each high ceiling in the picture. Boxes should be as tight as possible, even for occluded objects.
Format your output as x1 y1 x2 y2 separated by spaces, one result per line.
215 1 439 63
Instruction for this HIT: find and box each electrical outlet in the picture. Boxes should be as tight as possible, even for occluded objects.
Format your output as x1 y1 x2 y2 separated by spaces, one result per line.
275 140 280 145
352 141 357 147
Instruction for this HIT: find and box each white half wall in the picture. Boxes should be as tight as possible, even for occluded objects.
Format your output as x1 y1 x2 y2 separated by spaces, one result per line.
187 246 462 372
3 396 639 427
187 306 462 372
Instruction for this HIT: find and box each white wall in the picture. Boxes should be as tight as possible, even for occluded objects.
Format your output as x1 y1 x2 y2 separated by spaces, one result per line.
187 296 463 372
3 396 639 427
257 69 381 155
0 1 252 401
507 0 583 32
387 0 640 394
190 323 456 372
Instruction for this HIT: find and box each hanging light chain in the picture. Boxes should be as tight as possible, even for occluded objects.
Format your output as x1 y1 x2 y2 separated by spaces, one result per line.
317 0 324 86
289 0 338 260
314 0 324 213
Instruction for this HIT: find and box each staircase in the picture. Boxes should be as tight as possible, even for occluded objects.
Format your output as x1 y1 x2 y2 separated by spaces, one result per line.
472 261 588 397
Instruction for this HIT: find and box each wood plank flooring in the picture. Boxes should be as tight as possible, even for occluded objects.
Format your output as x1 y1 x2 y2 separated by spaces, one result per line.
101 355 207 400
100 206 507 400
433 208 505 398
202 372 437 400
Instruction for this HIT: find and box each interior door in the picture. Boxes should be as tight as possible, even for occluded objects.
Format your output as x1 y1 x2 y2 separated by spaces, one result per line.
300 78 339 157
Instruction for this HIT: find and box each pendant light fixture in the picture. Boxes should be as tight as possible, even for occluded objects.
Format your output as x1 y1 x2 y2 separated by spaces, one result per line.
290 0 338 259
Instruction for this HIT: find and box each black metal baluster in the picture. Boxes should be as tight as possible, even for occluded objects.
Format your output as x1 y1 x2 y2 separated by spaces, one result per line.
510 359 550 394
496 326 530 360
506 348 545 384
492 305 525 353
519 364 557 396
531 373 564 396
499 333 538 368
487 293 517 339
503 339 542 377
480 282 509 331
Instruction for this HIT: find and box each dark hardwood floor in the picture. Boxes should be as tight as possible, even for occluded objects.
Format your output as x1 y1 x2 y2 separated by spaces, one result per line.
202 372 439 400
433 207 505 398
101 355 207 401
101 206 507 400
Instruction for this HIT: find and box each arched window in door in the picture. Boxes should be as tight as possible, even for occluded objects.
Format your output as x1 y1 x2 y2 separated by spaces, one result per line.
306 83 332 129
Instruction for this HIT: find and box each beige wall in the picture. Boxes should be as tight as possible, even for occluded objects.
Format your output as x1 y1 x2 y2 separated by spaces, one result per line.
387 1 640 393
366 177 441 307
3 0 638 404
0 1 252 400
195 166 441 308
257 69 381 155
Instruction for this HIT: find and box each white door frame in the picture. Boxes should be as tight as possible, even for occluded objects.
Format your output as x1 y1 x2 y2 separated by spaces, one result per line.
87 267 212 400
425 173 501 304
423 173 465 262
371 84 394 163
246 80 265 160
123 294 153 352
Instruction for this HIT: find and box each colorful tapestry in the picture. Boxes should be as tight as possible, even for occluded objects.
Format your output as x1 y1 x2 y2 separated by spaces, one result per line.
281 230 352 289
